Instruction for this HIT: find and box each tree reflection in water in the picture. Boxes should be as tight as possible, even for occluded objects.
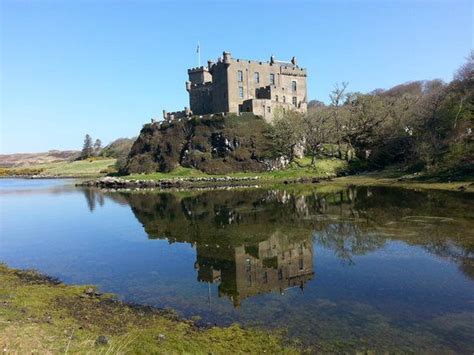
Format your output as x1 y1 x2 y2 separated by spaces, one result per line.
79 185 474 303
75 185 474 351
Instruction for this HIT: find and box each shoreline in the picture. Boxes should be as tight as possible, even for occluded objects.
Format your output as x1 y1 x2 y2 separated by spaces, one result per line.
75 175 324 190
76 174 473 193
324 174 474 192
0 175 94 180
0 263 296 353
2 171 472 193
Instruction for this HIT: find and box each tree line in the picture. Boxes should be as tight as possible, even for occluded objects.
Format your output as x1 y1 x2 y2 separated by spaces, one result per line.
272 52 473 178
80 134 102 159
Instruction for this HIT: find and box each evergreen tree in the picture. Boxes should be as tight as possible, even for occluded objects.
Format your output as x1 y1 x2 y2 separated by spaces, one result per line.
81 134 93 159
93 139 102 156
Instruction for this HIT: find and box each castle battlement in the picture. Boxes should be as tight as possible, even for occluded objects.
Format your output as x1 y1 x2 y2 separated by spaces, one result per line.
187 66 209 74
165 51 308 122
280 66 307 76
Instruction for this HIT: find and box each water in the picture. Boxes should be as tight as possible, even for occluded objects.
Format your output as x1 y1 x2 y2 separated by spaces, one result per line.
1 178 473 352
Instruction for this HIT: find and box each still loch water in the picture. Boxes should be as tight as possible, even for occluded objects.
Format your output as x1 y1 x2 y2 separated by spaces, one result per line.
1 179 473 352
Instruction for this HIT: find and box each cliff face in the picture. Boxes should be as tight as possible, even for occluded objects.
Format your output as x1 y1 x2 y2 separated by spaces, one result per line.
125 114 275 174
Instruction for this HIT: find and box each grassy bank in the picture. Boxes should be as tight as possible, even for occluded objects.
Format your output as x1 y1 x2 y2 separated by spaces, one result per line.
127 158 348 182
0 264 296 353
3 156 471 193
125 158 473 192
326 170 474 193
0 158 117 178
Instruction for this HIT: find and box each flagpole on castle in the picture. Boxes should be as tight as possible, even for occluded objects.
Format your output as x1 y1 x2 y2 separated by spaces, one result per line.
197 42 201 67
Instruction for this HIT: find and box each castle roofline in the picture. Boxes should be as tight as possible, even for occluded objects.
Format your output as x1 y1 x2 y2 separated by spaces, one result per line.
274 60 295 66
188 66 210 73
232 57 300 66
228 57 306 71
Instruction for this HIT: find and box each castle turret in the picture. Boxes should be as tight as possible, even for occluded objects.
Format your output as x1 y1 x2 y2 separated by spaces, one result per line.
188 67 212 85
223 51 232 64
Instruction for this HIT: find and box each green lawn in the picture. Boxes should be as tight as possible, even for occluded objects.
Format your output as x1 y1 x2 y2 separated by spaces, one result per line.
2 158 117 177
127 158 348 181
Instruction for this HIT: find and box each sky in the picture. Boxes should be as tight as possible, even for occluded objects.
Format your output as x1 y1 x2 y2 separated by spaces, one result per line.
1 0 472 153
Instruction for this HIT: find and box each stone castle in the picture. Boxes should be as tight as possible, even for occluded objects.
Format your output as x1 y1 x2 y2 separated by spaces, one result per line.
163 51 308 121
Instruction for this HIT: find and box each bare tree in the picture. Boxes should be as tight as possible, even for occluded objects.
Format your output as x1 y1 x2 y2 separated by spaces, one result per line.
271 108 304 163
345 93 390 159
329 82 349 158
303 106 330 165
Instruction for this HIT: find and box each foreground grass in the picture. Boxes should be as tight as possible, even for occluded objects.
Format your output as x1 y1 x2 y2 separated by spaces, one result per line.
0 158 117 178
0 264 296 354
127 158 348 182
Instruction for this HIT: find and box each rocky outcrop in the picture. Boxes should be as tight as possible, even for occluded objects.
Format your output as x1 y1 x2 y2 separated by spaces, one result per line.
124 114 279 175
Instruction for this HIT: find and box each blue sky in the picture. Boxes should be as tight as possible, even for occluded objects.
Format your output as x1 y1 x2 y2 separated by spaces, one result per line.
1 0 472 153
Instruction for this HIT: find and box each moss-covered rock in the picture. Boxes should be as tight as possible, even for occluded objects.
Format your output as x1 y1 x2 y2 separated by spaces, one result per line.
125 114 275 174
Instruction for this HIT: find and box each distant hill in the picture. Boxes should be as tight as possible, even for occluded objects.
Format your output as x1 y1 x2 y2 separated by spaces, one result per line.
101 137 135 159
0 137 135 169
0 150 79 168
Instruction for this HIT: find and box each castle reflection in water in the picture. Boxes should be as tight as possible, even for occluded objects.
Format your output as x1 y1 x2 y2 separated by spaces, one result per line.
100 188 320 307
196 232 314 307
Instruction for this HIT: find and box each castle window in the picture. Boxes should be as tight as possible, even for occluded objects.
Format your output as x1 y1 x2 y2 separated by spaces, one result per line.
239 86 244 98
283 96 286 103
237 70 243 82
292 81 297 93
270 73 275 85
299 258 304 270
267 106 271 113
275 95 279 102
292 96 297 106
254 72 260 84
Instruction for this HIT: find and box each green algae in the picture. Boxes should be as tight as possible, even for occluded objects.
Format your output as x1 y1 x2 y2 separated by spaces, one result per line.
0 264 297 354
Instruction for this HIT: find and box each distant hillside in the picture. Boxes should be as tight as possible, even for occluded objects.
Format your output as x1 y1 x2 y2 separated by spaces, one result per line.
0 150 79 168
101 137 135 159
